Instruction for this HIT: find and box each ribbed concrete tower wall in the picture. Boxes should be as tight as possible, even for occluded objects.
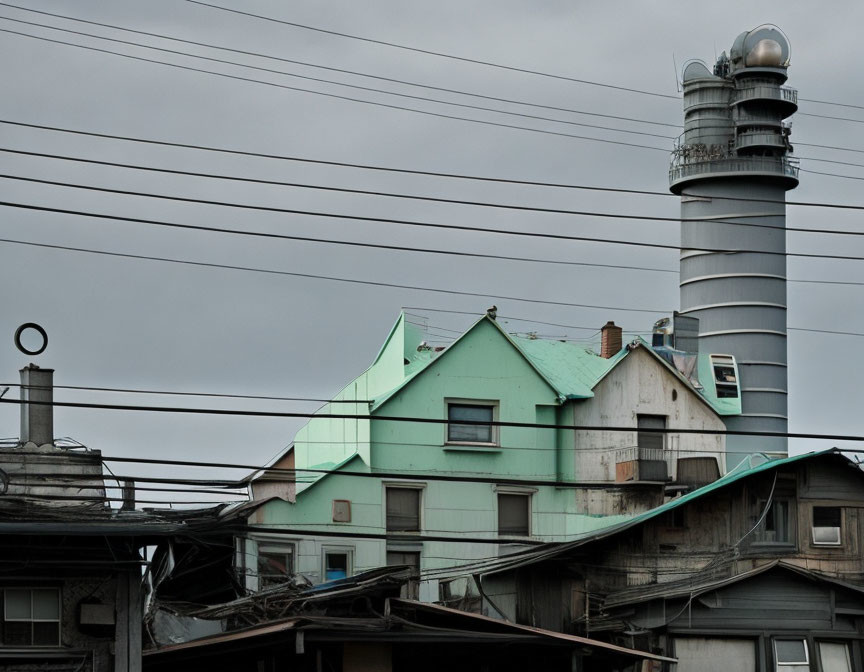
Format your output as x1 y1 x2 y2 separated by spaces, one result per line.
671 26 798 461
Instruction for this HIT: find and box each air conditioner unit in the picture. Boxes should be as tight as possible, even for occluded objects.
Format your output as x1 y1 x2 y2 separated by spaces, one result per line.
812 526 841 546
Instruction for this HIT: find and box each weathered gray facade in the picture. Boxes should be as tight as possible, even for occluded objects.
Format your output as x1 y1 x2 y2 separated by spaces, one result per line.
469 450 864 671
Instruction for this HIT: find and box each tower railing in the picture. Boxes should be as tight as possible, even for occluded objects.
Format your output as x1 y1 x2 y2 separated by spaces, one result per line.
732 85 798 105
669 156 799 185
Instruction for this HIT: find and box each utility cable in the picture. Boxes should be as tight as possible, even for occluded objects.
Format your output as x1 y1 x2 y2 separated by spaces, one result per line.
2 397 863 442
0 381 367 404
0 4 680 128
0 15 676 142
7 149 864 239
4 184 864 261
0 232 862 320
0 198 688 281
4 119 864 212
183 0 681 101
0 29 671 154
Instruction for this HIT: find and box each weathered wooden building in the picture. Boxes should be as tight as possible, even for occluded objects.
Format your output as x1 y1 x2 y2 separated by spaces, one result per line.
463 449 864 671
0 365 229 671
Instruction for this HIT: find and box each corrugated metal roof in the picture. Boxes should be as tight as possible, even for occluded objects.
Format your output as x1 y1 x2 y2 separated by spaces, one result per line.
477 448 844 576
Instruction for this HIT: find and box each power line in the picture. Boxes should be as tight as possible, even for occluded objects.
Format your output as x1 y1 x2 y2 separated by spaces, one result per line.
8 149 864 240
0 198 686 279
0 28 672 154
799 98 864 112
8 25 864 177
1 226 862 318
0 4 680 131
0 233 679 311
4 119 864 212
2 397 863 442
0 4 680 130
0 382 368 404
5 180 864 261
0 16 678 143
184 0 681 101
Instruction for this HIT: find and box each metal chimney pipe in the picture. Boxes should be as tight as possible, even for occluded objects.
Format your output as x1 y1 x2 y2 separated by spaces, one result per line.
19 364 54 446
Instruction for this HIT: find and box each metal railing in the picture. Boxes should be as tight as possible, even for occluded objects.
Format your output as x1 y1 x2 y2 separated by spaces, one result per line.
733 85 798 106
735 132 787 150
670 156 799 184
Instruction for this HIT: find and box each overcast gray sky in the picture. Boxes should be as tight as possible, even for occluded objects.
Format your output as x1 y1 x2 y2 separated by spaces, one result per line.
1 0 863 502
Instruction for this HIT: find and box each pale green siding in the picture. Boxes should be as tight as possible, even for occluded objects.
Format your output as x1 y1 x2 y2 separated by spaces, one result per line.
246 312 727 594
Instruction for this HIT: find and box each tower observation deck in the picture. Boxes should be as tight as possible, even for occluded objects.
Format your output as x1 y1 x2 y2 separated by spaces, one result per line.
670 26 798 459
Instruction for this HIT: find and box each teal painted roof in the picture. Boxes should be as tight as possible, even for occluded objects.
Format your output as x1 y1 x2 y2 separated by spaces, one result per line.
506 335 627 400
483 448 844 575
371 316 733 414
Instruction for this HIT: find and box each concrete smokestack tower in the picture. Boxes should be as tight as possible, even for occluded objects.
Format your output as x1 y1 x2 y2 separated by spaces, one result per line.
670 26 798 459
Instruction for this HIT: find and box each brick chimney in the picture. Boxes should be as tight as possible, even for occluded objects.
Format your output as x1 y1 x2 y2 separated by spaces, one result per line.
600 321 623 359
19 364 54 446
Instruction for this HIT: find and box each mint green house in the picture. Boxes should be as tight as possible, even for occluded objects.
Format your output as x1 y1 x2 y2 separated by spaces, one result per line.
241 312 739 600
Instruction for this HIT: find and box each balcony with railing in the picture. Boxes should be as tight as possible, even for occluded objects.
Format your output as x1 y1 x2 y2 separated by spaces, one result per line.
614 446 721 486
669 155 799 190
734 131 788 151
733 85 797 105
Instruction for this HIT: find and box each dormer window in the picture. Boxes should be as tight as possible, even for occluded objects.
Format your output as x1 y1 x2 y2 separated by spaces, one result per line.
710 354 739 399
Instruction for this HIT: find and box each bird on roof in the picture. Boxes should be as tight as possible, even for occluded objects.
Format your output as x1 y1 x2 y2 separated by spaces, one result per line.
486 305 498 320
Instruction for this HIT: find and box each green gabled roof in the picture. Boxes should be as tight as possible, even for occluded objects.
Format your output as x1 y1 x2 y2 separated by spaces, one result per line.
506 334 627 400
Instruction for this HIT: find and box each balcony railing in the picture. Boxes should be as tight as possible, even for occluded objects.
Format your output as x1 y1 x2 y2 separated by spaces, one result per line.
735 132 788 150
733 85 798 106
614 447 722 485
669 156 799 186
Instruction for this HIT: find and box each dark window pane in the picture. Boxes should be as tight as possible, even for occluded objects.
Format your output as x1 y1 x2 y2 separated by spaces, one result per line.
498 494 530 536
814 507 841 527
3 621 31 646
32 622 59 646
258 549 294 586
386 488 420 532
5 589 31 619
32 590 59 620
775 639 808 663
448 405 494 443
325 553 348 581
763 500 790 542
637 415 665 452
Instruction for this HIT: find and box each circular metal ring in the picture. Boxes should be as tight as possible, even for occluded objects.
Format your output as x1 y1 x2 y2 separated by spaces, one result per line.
14 323 48 356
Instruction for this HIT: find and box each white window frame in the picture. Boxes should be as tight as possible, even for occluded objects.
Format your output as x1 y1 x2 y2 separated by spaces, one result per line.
2 587 62 647
812 506 843 547
774 638 809 672
321 546 354 582
445 399 498 447
383 482 425 535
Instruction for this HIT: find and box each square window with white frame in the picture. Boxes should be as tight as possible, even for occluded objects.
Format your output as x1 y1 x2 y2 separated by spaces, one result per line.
1 588 61 647
774 638 809 672
447 402 496 445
